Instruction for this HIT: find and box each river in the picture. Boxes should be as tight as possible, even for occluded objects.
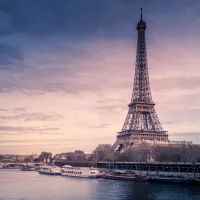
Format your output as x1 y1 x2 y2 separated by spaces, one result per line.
0 169 200 200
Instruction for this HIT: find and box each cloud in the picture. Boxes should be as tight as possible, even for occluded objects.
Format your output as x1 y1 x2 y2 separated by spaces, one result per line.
151 76 200 91
0 38 134 94
0 108 63 123
162 108 200 125
0 126 60 135
0 43 23 66
0 0 199 38
96 98 127 115
87 124 109 129
1 0 200 154
0 0 135 37
0 112 63 122
170 132 200 137
162 120 184 125
0 107 27 112
0 138 79 144
0 1 199 95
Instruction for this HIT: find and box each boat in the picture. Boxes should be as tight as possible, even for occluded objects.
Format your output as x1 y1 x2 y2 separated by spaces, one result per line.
0 164 4 169
38 166 62 175
3 164 21 169
62 165 100 178
149 175 192 183
103 171 148 182
21 166 35 171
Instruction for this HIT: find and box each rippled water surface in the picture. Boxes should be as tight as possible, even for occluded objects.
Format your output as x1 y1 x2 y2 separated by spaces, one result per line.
0 169 200 200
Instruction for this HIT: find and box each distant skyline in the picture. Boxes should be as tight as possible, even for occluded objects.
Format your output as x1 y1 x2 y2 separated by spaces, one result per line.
1 0 200 154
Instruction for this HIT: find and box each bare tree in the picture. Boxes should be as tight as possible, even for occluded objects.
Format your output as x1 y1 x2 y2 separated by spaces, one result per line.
37 152 52 163
152 144 200 163
92 143 200 163
92 144 114 161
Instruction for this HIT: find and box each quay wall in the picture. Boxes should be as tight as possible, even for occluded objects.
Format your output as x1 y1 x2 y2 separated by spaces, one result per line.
101 168 200 178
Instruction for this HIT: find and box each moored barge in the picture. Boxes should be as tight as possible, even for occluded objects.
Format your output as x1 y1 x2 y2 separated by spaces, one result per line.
103 171 148 182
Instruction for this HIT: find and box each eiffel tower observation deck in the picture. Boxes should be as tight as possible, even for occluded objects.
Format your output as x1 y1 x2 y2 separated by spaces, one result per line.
114 9 168 151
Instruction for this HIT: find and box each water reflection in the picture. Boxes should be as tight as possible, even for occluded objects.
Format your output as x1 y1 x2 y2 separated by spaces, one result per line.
118 182 200 200
96 180 200 200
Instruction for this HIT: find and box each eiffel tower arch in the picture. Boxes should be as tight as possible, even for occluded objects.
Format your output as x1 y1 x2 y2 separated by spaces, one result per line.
114 9 168 152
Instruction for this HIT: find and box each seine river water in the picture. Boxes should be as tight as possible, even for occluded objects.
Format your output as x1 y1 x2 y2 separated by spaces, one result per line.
1 169 200 200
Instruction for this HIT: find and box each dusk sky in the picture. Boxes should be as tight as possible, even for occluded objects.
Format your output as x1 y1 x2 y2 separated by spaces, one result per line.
1 0 200 155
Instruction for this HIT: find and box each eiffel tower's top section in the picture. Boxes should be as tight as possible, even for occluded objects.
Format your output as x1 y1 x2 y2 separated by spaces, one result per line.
130 8 153 105
137 8 146 30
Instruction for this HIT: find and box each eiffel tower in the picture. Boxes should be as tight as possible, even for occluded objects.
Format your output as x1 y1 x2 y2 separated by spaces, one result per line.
114 9 168 152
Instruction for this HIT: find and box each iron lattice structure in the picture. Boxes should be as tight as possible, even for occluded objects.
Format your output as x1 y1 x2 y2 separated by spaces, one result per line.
114 9 168 151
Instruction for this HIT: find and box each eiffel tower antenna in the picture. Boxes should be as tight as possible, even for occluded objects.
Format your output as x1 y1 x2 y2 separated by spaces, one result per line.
114 9 168 152
140 8 143 20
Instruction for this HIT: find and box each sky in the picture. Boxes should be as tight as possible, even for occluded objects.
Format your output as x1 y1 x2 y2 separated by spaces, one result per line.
1 0 200 155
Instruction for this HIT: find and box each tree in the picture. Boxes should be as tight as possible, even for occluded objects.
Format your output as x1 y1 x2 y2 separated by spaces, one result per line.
0 155 3 160
92 144 114 161
37 152 52 163
152 144 200 163
24 156 32 163
115 147 150 162
91 143 200 163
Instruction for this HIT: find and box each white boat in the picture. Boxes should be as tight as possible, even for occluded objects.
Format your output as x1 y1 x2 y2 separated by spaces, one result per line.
62 165 100 178
38 166 62 175
0 164 4 169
